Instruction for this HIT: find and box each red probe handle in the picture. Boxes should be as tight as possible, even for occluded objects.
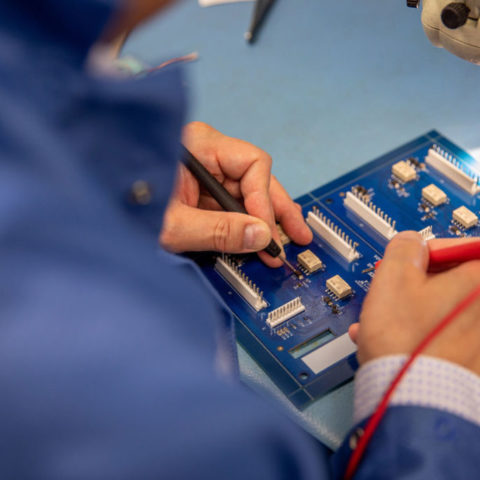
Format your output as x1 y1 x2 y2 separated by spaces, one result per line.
429 240 480 265
375 239 480 270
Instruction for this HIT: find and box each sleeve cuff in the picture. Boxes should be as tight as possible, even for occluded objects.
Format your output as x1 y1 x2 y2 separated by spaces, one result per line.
354 354 480 428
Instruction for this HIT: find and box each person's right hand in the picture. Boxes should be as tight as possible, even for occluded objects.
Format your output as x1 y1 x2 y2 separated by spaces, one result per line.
350 232 480 375
160 122 312 267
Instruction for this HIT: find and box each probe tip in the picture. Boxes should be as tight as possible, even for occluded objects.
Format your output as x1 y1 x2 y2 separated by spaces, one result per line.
279 255 303 279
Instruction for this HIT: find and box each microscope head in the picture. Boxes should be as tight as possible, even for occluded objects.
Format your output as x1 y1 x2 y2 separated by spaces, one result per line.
408 0 480 64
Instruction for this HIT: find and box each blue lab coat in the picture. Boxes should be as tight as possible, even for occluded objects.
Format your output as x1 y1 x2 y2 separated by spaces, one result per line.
0 1 478 478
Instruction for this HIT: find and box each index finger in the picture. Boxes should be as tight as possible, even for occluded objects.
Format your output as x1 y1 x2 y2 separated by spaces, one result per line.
213 137 275 226
212 135 284 264
269 176 313 246
184 124 276 232
375 231 429 285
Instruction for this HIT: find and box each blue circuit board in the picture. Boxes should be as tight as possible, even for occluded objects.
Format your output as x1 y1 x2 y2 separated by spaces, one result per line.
195 131 480 408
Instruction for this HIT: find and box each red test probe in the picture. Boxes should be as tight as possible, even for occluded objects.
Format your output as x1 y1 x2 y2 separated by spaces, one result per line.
374 238 480 271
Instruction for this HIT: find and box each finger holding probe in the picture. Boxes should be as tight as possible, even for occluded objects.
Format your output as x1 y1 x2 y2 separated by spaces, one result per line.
363 237 480 273
180 146 302 277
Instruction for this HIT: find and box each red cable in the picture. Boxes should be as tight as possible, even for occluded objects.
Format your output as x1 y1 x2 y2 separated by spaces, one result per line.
344 282 480 480
429 240 480 265
374 239 480 271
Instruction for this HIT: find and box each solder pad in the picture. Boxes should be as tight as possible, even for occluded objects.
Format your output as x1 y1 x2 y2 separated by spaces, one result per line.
194 131 480 408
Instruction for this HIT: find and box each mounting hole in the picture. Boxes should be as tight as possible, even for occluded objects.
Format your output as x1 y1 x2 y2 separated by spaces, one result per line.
298 372 309 381
339 192 345 197
325 198 333 204
277 346 284 351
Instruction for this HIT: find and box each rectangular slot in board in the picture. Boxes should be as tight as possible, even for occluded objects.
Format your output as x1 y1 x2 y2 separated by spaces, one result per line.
289 329 335 359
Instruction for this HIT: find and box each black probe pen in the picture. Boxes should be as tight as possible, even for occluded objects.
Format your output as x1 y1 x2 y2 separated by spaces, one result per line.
181 146 299 275
244 0 277 43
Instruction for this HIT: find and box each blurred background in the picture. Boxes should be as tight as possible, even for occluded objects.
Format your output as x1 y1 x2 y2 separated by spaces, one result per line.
124 0 480 200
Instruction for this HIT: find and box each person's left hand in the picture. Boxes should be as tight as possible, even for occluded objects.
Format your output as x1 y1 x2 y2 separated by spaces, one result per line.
160 122 313 267
348 234 480 372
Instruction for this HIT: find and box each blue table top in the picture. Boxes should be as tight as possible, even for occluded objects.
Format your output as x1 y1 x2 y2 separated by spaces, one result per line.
123 0 480 449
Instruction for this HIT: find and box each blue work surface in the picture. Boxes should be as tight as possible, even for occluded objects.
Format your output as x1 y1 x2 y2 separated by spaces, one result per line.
124 0 480 449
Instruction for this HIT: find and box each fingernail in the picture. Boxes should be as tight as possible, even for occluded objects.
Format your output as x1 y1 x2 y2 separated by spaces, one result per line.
243 224 270 250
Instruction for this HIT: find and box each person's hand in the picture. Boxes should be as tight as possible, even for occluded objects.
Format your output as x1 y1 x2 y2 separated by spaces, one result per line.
349 232 480 375
160 122 313 267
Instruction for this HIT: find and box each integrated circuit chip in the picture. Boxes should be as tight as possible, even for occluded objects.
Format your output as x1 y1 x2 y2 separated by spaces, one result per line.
392 161 416 183
452 206 478 229
326 275 352 299
422 183 447 206
408 157 422 168
297 249 323 273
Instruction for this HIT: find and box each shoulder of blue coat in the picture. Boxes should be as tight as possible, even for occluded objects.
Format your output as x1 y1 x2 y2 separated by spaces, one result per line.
2 0 117 56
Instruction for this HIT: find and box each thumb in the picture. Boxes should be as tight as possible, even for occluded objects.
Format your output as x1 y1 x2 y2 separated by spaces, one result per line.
348 323 360 345
160 202 272 254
